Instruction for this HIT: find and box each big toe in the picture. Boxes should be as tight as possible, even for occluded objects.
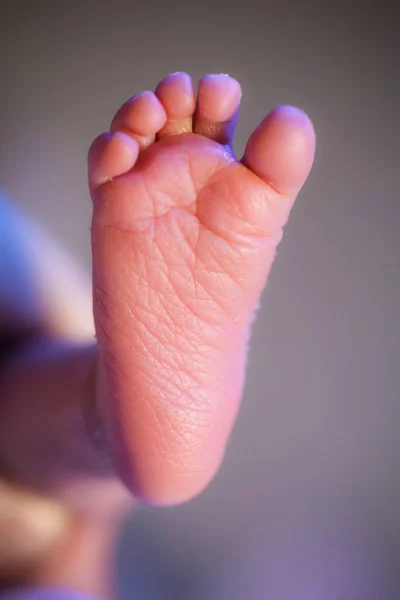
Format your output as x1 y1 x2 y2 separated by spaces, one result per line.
242 105 316 204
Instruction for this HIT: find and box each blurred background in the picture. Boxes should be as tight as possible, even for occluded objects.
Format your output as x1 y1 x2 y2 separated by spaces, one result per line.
0 0 399 598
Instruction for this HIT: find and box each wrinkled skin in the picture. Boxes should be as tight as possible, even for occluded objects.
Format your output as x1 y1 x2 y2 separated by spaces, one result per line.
89 73 315 504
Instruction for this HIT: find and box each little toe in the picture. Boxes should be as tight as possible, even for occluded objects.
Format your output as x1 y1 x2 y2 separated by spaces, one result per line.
242 105 316 206
193 74 242 146
155 72 196 138
88 131 139 196
110 91 167 149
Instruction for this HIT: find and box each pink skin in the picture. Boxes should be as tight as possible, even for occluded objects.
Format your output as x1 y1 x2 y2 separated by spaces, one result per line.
88 72 315 506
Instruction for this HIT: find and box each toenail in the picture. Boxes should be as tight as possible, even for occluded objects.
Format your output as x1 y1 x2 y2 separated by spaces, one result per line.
125 90 153 104
205 73 231 78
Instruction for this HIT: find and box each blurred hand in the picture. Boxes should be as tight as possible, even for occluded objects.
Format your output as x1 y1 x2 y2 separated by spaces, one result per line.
0 195 123 597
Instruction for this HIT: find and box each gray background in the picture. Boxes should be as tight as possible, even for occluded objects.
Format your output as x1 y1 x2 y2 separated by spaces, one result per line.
1 1 399 598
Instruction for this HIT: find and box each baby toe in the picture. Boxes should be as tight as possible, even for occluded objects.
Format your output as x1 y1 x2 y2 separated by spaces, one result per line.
155 72 196 138
88 131 139 195
110 91 167 149
193 74 242 146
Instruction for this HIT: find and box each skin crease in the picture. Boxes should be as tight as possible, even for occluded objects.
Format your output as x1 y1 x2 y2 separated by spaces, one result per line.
90 73 315 504
0 72 315 597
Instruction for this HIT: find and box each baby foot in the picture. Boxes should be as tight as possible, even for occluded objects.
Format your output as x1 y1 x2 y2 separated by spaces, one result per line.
88 72 315 504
